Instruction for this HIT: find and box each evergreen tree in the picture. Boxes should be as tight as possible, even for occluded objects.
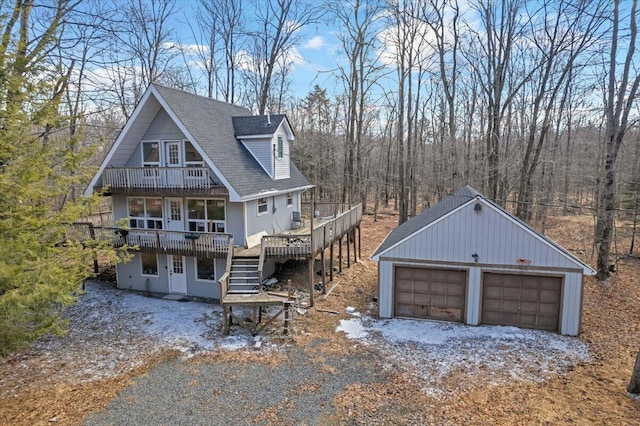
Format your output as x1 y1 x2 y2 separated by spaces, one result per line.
0 0 115 356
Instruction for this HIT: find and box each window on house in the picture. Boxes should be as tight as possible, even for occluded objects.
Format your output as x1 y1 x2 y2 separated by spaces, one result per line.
196 257 216 281
286 193 293 207
187 199 225 232
142 141 160 166
277 137 283 158
257 197 268 215
184 141 204 166
128 197 163 229
141 253 158 275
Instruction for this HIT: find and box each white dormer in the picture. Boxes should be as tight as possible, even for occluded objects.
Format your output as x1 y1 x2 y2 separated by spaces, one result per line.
233 114 295 180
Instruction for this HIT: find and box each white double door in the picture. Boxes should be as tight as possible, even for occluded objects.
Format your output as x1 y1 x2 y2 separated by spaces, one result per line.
165 197 187 294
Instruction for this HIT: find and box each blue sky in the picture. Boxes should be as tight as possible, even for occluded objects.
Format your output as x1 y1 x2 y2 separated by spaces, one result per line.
171 0 345 99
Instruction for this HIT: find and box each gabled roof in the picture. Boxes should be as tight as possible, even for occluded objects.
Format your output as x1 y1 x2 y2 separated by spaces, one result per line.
372 185 480 257
233 114 292 137
153 85 310 200
371 185 595 275
88 84 312 201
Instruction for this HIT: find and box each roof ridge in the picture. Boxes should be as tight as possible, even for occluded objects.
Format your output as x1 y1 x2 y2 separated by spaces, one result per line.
152 83 251 112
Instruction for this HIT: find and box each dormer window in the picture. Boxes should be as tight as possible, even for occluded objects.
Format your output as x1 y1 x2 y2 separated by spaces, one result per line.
277 137 283 159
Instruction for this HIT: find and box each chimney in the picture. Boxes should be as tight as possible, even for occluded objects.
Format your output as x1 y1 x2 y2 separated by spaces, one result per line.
266 111 271 126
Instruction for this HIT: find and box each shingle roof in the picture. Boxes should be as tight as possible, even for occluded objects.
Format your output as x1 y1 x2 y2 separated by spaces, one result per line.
232 114 287 137
153 85 311 199
371 185 482 257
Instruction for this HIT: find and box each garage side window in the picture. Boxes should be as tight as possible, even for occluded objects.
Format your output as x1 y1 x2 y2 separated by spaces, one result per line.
141 253 158 276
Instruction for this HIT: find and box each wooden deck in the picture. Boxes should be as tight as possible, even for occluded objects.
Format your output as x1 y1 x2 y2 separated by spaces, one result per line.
221 292 294 336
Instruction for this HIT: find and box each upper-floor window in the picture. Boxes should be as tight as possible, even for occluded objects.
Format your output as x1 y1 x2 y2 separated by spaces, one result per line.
128 197 163 229
257 197 268 215
187 199 225 232
184 141 204 166
142 141 160 167
277 137 283 159
286 193 293 207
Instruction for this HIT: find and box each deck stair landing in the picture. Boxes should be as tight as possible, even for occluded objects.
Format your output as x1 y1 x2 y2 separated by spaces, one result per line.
228 256 260 294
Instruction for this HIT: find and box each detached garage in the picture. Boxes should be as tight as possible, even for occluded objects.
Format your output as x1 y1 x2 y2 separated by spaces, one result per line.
371 185 595 336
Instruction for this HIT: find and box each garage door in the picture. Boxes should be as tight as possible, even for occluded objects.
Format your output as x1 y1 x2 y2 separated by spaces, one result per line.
394 267 466 322
481 273 561 331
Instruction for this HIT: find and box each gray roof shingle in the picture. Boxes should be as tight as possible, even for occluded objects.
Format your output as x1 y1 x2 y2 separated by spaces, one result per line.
153 85 311 199
232 114 287 137
371 185 481 257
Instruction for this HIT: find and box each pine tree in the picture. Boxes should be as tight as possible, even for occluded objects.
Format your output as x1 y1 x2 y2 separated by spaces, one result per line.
0 0 114 356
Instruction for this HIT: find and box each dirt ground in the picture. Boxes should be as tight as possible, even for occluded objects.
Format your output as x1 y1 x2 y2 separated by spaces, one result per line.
1 210 639 425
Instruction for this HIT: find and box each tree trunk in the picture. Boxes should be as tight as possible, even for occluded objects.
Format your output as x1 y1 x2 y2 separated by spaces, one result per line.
628 349 640 394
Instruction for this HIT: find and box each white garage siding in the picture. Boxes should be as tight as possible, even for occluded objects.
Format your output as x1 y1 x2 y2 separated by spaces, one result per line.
381 199 583 270
378 259 584 336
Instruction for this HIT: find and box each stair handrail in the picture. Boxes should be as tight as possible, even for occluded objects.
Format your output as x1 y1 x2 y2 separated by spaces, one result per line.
258 236 266 292
219 236 234 305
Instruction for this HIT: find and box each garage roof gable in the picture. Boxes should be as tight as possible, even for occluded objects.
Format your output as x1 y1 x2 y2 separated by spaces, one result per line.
371 185 595 275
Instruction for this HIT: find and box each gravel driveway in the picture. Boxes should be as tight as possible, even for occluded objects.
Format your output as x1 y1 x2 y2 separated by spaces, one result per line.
84 339 392 425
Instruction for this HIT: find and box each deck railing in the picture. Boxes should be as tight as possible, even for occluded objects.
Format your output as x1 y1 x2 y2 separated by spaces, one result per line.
68 223 232 259
261 203 363 258
218 236 234 303
100 167 227 193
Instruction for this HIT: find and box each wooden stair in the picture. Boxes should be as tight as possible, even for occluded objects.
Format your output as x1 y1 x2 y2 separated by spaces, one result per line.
228 256 260 294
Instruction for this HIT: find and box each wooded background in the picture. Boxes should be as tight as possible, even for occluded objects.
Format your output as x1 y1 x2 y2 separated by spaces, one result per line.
5 0 640 280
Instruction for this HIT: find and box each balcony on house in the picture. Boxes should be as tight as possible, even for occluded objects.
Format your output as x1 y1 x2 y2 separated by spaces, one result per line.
96 167 229 196
68 224 233 259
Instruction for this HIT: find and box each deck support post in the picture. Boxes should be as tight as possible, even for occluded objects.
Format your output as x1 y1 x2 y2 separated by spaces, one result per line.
358 225 361 260
321 249 326 293
346 231 351 268
329 240 334 282
308 255 315 307
353 229 357 264
88 224 99 275
338 236 343 273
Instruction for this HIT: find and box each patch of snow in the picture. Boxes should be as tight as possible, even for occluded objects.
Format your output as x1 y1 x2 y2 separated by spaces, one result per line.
0 280 268 394
336 318 369 339
336 317 591 396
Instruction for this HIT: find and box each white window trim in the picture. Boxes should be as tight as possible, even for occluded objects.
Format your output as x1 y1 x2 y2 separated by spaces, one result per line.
286 193 293 208
140 253 159 277
141 140 161 167
194 257 216 282
277 136 284 159
257 197 268 216
127 196 163 229
186 198 227 232
184 140 204 167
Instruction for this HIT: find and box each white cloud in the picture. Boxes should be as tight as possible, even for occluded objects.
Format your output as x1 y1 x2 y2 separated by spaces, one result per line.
303 35 325 50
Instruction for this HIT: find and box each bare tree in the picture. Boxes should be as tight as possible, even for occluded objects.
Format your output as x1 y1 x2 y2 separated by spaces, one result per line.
332 0 384 207
103 0 179 118
595 0 640 279
247 0 323 114
515 0 607 222
192 0 243 101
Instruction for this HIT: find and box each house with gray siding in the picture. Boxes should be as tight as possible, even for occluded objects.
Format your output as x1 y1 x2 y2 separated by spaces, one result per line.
85 84 313 300
371 185 595 336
